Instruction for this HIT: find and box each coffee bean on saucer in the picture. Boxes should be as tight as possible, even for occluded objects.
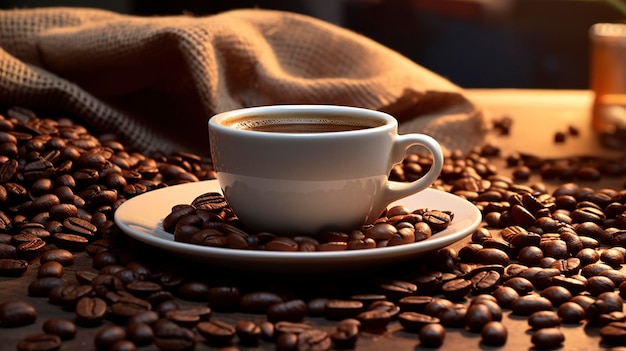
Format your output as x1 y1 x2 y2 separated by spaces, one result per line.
191 192 228 212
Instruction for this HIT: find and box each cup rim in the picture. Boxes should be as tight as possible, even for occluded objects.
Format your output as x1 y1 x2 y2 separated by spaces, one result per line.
208 104 396 138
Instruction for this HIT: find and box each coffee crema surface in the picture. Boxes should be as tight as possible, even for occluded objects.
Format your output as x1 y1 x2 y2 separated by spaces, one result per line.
226 116 382 133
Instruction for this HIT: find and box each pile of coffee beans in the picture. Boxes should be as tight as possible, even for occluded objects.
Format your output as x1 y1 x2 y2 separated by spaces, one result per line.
163 192 453 251
3 105 626 350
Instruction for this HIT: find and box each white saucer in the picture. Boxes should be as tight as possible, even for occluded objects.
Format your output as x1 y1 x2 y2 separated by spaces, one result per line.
114 180 482 272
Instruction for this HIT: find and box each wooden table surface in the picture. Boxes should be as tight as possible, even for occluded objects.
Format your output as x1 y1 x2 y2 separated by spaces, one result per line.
2 89 625 350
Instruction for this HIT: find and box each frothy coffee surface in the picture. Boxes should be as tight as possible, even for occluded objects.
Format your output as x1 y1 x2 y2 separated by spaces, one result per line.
227 116 383 133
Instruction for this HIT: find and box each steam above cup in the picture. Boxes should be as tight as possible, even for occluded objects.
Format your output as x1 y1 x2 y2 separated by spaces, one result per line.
208 105 444 235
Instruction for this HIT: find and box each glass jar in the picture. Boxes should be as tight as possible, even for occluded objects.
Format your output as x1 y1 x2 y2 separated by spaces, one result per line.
589 23 626 149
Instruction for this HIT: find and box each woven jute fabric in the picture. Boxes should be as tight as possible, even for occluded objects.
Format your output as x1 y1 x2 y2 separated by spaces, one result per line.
0 7 487 156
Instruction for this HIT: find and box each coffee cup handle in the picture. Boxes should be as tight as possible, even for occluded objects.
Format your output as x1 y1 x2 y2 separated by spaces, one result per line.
384 134 444 204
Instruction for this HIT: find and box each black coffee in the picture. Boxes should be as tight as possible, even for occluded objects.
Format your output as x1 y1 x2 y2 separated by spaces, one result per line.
247 122 369 133
227 116 379 133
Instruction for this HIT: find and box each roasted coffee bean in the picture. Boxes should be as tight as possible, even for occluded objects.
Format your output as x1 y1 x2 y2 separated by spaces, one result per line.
365 223 397 240
492 286 519 309
165 306 212 328
267 299 307 323
601 248 625 268
37 261 65 278
528 310 561 330
0 242 16 259
125 280 162 299
0 300 37 327
17 238 46 260
274 321 315 336
599 269 626 287
127 310 159 326
75 296 107 326
48 284 93 306
126 322 154 346
325 299 364 320
0 258 28 276
63 217 97 237
330 319 359 349
424 298 454 318
503 276 534 296
517 246 544 266
16 334 61 351
476 248 510 266
531 327 565 349
600 321 626 345
419 323 446 348
367 300 400 319
28 277 66 297
582 262 613 278
111 296 152 321
92 252 121 270
587 276 616 296
276 332 298 351
191 192 228 211
438 304 467 328
196 320 236 346
480 321 508 346
349 294 386 307
510 295 553 316
423 210 452 231
471 298 502 322
356 309 391 333
40 249 74 266
94 325 126 351
42 318 77 340
441 278 472 300
470 270 501 294
239 291 283 314
465 303 492 333
297 328 331 351
251 233 292 250
153 319 196 351
551 275 587 295
176 281 209 302
235 320 262 346
377 279 417 300
397 295 432 313
598 291 624 313
539 285 572 307
557 301 586 324
52 233 89 251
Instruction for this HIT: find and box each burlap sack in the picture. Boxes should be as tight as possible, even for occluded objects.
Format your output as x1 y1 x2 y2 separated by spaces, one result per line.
0 7 487 156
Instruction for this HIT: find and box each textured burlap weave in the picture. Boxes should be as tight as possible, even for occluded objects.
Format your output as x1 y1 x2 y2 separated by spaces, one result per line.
0 7 487 156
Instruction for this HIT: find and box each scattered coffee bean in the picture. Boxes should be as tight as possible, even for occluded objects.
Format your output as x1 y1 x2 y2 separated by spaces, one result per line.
0 300 37 327
531 327 565 349
419 323 446 347
16 334 61 351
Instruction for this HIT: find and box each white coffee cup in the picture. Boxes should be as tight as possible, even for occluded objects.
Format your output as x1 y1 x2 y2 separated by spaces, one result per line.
208 105 444 235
